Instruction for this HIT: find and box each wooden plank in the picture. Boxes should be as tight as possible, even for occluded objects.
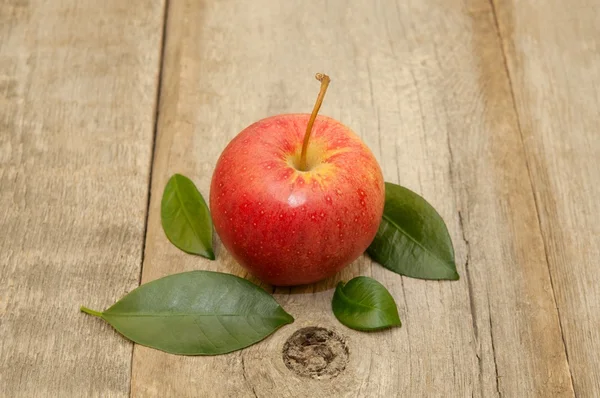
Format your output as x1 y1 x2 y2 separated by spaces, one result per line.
132 0 572 396
492 0 600 395
0 1 165 396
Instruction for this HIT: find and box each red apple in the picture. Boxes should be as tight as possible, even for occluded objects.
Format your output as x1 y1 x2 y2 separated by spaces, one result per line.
210 75 384 286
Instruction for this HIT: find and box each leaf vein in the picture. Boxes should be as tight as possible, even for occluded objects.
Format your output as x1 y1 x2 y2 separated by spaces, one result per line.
193 317 219 350
172 176 205 246
105 313 288 319
216 315 242 345
381 214 450 268
336 286 382 312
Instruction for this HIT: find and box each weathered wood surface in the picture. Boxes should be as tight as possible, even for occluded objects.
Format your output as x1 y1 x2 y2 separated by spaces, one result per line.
2 0 599 396
131 0 577 396
493 0 600 395
0 0 165 396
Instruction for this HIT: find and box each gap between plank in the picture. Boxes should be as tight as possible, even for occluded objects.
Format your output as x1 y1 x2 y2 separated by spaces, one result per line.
487 1 577 396
130 0 170 396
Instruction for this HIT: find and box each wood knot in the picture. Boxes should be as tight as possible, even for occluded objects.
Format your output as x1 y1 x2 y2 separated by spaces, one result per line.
282 327 348 379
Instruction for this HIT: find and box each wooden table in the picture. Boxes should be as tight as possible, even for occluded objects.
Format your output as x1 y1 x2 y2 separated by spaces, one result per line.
1 0 598 396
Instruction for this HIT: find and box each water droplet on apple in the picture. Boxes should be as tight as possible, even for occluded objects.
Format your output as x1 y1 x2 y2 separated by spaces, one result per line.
253 222 257 227
360 200 366 206
260 210 265 215
354 217 358 222
219 182 223 188
320 212 325 218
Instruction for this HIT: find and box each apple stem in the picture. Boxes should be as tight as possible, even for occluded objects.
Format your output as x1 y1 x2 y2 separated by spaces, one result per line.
299 73 331 171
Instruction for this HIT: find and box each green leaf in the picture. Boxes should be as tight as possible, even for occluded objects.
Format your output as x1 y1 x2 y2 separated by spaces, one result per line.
161 173 214 259
332 276 401 331
81 271 294 355
367 182 459 280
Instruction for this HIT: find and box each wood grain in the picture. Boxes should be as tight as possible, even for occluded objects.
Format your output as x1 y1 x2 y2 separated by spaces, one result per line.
492 0 600 395
132 0 574 396
0 0 165 396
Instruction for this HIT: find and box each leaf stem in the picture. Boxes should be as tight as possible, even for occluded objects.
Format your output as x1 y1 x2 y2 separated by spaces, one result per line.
299 73 331 171
80 306 103 318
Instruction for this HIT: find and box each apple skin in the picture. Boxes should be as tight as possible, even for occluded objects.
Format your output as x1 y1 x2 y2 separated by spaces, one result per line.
210 114 384 286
